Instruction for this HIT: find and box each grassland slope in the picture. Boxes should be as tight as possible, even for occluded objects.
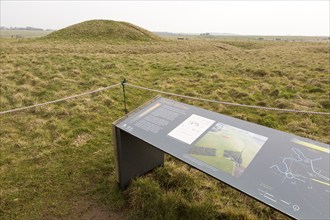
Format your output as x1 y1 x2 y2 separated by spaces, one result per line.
0 38 329 220
44 19 161 42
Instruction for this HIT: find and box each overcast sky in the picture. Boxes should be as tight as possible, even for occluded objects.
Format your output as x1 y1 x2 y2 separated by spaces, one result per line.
1 1 329 36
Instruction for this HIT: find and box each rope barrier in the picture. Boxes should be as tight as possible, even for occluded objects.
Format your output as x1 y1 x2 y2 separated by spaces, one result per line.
1 82 329 115
125 83 330 115
0 83 121 115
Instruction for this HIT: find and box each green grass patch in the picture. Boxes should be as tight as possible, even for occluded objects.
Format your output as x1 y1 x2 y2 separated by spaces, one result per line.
0 36 329 219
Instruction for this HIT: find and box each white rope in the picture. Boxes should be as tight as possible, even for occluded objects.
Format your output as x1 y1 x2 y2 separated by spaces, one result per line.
1 82 329 115
125 83 330 115
0 83 121 115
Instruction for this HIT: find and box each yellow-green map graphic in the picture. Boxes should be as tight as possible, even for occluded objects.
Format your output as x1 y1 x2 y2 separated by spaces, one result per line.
190 122 268 177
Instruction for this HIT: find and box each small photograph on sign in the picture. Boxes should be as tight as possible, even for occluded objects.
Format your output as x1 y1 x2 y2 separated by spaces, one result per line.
190 122 268 177
168 114 215 145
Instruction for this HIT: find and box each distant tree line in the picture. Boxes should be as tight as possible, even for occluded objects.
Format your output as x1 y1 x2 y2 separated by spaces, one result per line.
0 26 54 31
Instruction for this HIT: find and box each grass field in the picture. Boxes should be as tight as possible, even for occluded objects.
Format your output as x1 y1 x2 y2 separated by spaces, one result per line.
0 25 329 219
0 30 53 38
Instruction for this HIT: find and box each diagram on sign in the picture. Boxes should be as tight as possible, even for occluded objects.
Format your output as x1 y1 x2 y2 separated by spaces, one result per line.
189 122 268 177
270 147 330 188
268 141 330 219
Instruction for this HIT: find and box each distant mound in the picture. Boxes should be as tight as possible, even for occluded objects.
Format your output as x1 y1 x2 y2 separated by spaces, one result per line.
45 20 160 42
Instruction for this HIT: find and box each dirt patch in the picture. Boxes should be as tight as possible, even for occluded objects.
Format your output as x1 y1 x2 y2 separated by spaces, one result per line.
66 200 128 220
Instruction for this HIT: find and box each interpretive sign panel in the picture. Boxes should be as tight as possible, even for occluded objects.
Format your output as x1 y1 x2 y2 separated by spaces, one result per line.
113 96 329 220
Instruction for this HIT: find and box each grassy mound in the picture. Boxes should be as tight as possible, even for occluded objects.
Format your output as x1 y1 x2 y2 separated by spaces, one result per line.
44 19 160 42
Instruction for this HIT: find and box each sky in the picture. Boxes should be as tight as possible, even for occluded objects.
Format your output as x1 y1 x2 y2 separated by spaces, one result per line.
1 1 329 36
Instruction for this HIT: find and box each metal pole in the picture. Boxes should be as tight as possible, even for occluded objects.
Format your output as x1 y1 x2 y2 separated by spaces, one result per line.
121 79 127 113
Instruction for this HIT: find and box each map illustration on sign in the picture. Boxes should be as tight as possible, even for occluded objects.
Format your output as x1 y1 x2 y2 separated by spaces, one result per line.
270 142 329 211
190 122 268 177
264 139 330 219
270 148 330 185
